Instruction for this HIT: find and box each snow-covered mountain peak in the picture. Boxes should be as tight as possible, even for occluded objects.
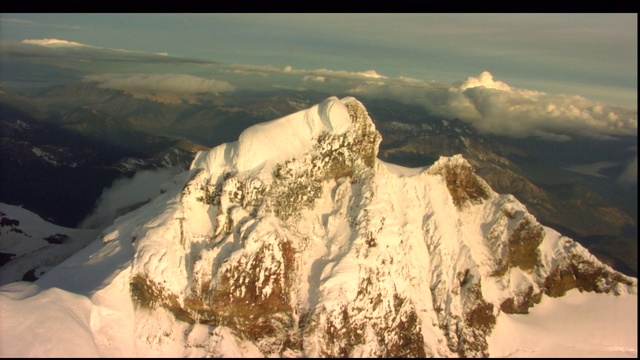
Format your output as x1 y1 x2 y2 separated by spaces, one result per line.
191 96 379 180
3 96 634 358
113 96 636 357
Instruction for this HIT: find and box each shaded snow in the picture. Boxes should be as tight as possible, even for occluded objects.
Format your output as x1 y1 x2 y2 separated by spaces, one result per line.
0 203 99 286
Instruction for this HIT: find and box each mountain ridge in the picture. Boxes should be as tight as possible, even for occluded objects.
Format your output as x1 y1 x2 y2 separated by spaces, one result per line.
108 96 635 356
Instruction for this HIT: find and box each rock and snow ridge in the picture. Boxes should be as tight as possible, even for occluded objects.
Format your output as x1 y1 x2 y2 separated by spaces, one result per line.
1 96 636 357
119 96 636 357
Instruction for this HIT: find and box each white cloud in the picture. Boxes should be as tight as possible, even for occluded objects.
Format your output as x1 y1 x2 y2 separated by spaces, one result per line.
2 19 81 30
225 64 283 76
22 38 172 57
308 68 388 81
225 64 388 82
4 39 213 66
302 75 326 83
449 82 636 139
459 71 511 91
224 65 636 140
1 18 38 26
22 38 92 48
7 37 637 141
346 71 637 141
79 167 182 230
84 73 236 94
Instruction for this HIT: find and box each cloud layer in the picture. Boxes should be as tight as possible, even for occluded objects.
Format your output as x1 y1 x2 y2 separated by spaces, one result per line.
1 39 215 65
84 73 236 94
79 167 182 230
431 72 637 140
346 71 637 141
225 65 638 141
22 38 90 47
2 38 636 141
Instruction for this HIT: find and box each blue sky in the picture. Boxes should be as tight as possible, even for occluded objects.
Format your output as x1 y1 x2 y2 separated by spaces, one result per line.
1 13 636 108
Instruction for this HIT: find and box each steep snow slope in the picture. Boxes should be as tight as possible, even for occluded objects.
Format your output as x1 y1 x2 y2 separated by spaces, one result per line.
0 203 99 285
0 96 636 357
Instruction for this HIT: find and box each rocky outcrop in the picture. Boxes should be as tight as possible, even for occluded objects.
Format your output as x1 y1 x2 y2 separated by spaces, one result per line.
427 155 492 209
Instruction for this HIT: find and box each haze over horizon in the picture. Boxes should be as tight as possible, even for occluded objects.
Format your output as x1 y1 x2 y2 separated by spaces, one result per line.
0 13 637 160
1 13 636 107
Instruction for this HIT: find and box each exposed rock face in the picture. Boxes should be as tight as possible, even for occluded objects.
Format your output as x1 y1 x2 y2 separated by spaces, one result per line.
117 97 637 357
426 156 491 208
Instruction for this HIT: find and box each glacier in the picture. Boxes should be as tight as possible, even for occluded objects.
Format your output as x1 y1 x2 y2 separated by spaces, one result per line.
0 96 636 357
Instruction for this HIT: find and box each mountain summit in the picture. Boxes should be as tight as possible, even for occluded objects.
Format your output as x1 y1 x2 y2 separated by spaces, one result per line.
121 96 636 356
1 96 636 357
